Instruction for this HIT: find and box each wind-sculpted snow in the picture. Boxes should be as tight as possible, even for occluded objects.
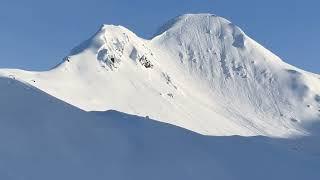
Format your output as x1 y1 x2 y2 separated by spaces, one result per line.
0 77 319 180
0 13 319 138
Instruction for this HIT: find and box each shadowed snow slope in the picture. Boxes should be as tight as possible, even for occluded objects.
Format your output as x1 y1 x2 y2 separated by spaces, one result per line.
0 77 319 180
0 13 320 138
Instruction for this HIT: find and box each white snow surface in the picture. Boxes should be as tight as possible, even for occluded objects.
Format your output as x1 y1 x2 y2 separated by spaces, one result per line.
1 13 320 138
1 13 320 180
1 77 319 180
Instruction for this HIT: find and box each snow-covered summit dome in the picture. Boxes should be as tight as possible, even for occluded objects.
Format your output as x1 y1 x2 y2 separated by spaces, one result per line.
154 13 246 46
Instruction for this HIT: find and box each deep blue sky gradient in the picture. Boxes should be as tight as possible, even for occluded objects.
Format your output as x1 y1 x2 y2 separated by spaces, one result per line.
0 0 319 73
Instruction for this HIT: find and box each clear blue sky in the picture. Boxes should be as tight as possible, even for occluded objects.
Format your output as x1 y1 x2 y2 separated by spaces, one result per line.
0 0 319 73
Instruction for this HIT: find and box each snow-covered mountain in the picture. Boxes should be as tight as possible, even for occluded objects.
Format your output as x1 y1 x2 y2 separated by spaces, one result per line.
1 14 319 137
1 13 320 179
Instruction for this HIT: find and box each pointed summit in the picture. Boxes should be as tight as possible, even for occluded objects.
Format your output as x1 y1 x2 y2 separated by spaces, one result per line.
70 24 135 56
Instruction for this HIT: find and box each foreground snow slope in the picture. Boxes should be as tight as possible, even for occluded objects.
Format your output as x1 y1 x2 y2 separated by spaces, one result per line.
1 14 320 137
0 77 319 180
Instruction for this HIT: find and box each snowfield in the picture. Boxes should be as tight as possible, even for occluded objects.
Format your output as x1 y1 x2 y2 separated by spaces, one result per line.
0 13 320 179
0 77 319 180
